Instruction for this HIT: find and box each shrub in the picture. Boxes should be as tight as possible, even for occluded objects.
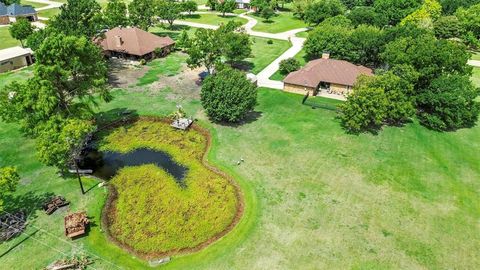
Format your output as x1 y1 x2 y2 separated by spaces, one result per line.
139 59 146 65
201 68 257 122
267 39 273 44
279 58 301 74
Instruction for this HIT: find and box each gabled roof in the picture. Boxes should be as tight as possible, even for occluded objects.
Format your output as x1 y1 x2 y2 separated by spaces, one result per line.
7 3 36 16
97 27 175 56
283 58 373 88
0 3 7 16
0 46 33 62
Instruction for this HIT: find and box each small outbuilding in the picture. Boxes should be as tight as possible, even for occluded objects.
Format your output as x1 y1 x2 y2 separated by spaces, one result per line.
283 53 373 96
97 27 175 61
0 46 34 73
0 3 38 23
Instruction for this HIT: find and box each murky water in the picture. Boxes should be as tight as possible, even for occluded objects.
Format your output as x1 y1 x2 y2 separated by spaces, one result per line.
82 148 188 188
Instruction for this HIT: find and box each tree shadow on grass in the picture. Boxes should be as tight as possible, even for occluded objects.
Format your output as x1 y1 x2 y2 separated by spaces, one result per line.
215 111 263 127
230 61 254 72
3 191 55 219
94 108 139 128
183 14 200 19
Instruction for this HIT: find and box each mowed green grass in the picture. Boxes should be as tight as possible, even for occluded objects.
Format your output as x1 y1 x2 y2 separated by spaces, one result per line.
246 37 291 74
472 67 480 87
1 83 480 269
182 14 248 26
21 0 48 8
100 120 238 255
249 12 307 33
0 27 21 50
137 52 187 86
37 8 60 18
471 52 480 61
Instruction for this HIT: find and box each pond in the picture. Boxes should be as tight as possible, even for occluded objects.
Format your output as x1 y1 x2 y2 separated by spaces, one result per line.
81 148 188 188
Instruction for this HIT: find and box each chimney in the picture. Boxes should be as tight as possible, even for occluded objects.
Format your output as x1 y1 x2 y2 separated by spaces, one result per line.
115 35 123 47
322 52 330 59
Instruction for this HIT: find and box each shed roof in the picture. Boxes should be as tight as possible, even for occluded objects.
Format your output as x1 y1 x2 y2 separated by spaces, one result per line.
0 46 33 62
0 3 7 16
283 58 373 88
97 27 175 57
7 3 36 16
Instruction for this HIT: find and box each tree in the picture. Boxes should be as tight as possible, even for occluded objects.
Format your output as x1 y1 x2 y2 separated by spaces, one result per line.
9 18 34 47
417 75 480 131
339 83 388 133
349 24 384 66
176 30 190 50
186 28 224 74
36 117 95 173
440 0 480 15
157 0 183 28
0 166 19 212
217 0 236 16
182 0 198 14
49 0 103 37
128 0 156 30
261 7 275 21
455 4 480 43
104 0 129 28
382 34 472 90
304 0 346 26
279 57 300 74
201 68 257 122
347 6 388 28
373 0 423 26
400 0 442 29
0 34 110 134
206 0 217 10
0 0 19 5
222 24 252 63
434 16 463 39
304 24 353 60
292 0 315 19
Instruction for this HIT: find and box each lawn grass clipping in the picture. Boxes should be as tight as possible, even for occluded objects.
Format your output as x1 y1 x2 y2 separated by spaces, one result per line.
100 119 240 257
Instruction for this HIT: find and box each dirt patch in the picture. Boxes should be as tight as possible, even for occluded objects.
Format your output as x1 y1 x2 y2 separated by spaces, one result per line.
108 59 148 89
107 58 203 99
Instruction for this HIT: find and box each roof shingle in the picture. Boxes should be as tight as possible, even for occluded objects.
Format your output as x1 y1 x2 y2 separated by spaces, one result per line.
97 27 175 57
283 58 373 88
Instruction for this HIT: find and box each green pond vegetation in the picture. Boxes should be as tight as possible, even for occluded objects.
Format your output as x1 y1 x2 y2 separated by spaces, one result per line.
99 119 239 256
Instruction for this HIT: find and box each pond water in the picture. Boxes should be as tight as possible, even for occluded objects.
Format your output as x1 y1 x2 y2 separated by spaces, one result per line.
82 148 188 188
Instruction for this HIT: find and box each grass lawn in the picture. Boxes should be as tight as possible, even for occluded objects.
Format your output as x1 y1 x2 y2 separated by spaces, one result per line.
246 37 291 74
21 0 48 8
0 27 21 50
182 13 248 26
471 52 480 61
0 66 33 85
250 12 307 33
472 67 480 87
136 52 187 86
37 8 60 18
1 86 480 269
100 119 239 256
269 48 307 81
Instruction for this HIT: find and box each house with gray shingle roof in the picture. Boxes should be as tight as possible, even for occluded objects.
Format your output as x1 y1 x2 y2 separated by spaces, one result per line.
0 3 37 24
0 3 9 25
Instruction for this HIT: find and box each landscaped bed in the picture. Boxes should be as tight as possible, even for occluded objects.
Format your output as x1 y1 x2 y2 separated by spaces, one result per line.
99 118 242 258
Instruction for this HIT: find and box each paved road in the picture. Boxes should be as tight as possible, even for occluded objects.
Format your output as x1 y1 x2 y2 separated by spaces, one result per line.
173 12 308 89
468 60 480 67
29 0 63 11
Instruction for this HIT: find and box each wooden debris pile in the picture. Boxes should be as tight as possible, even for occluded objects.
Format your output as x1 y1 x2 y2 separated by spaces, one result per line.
43 196 70 215
64 212 89 238
0 211 26 242
45 256 92 270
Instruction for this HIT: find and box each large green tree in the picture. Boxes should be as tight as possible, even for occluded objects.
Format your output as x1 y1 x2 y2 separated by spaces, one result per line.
304 23 354 60
417 75 480 131
434 16 464 39
304 0 346 26
104 0 129 28
455 3 480 43
9 18 34 47
0 34 110 134
0 167 19 212
217 0 236 16
49 0 103 37
201 68 257 122
128 0 156 30
339 84 388 133
349 24 384 66
373 0 423 26
157 0 183 28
